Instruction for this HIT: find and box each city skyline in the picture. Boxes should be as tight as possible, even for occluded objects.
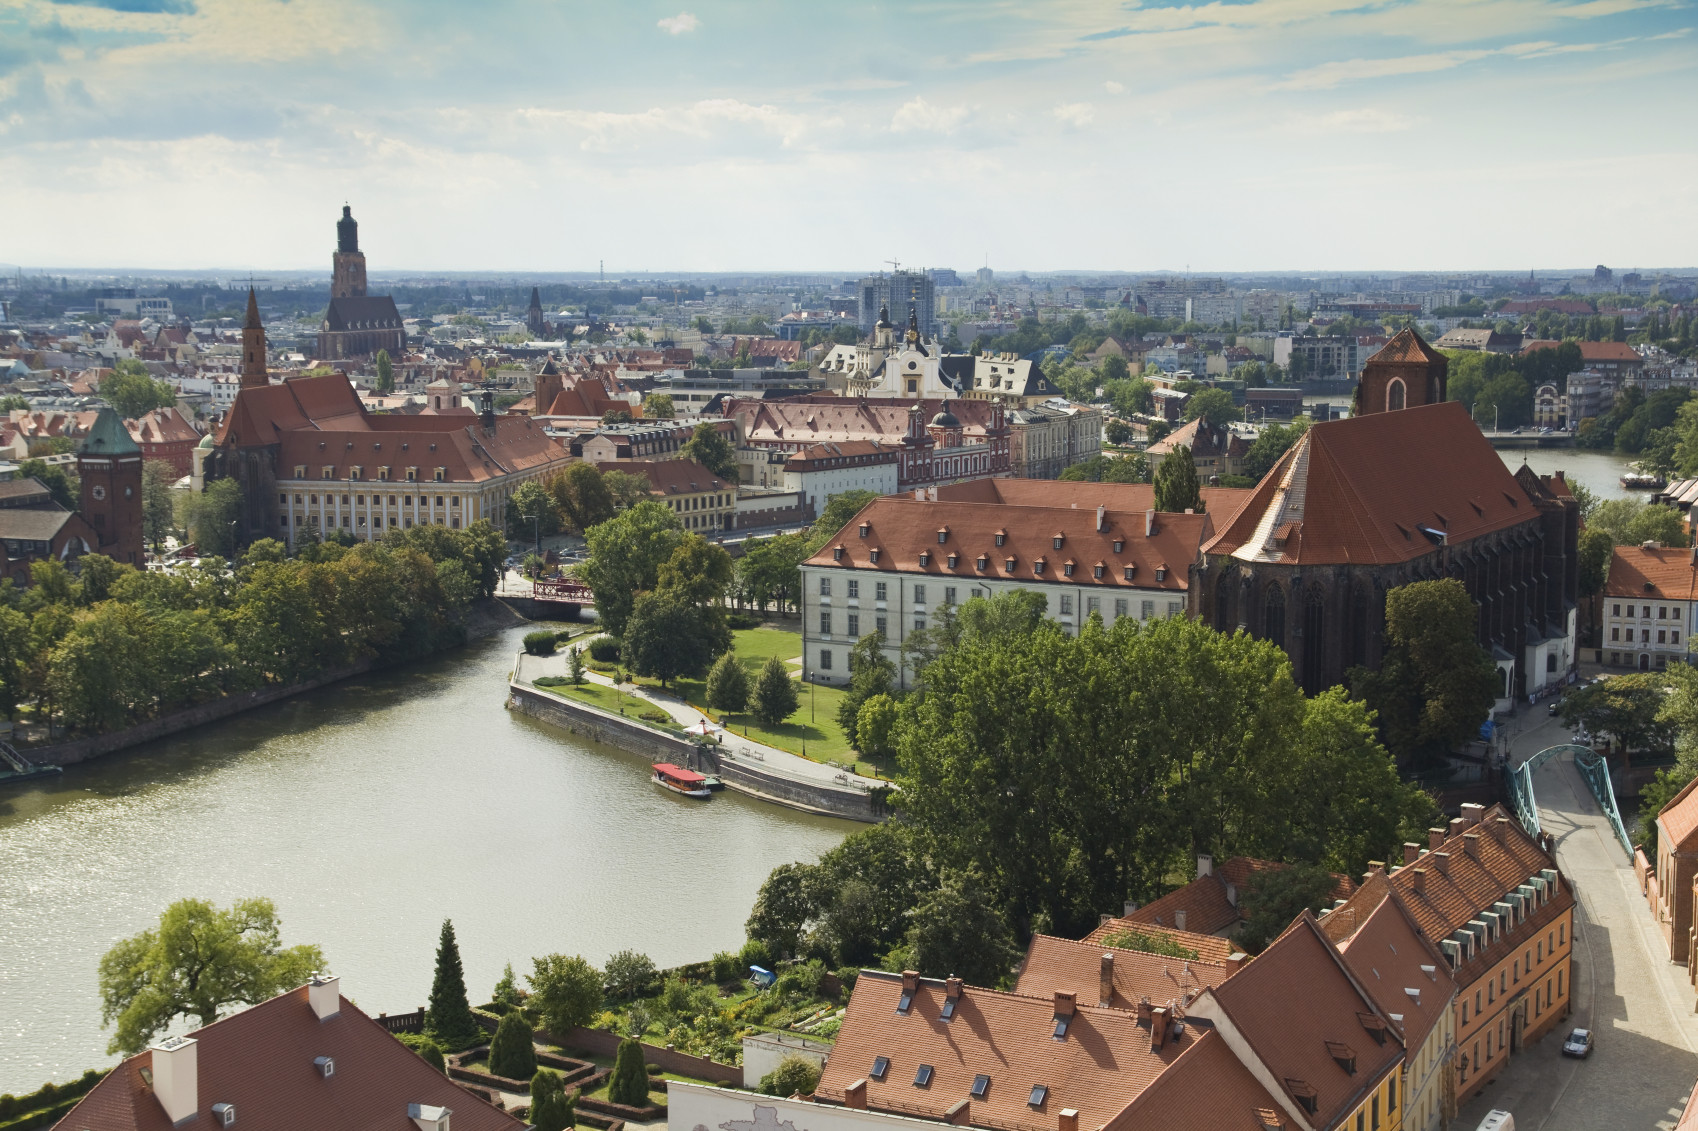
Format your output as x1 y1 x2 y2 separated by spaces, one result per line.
1 0 1694 272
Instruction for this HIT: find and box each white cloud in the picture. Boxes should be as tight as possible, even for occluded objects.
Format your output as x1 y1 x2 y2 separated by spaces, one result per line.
1276 49 1495 89
657 12 699 35
1053 102 1095 127
1291 107 1419 133
1104 80 1125 94
890 96 969 134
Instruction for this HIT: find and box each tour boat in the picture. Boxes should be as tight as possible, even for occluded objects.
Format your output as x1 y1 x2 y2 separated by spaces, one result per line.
652 763 713 799
1622 472 1666 490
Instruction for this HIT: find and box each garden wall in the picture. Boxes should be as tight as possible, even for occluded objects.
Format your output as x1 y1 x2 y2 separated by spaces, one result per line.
546 1025 744 1089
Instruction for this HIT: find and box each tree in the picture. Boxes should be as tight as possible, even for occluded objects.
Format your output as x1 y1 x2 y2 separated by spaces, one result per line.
837 632 896 737
551 462 617 534
18 458 76 510
1234 864 1341 953
760 1054 823 1098
746 862 812 958
530 1068 575 1131
856 694 899 761
427 919 481 1049
605 949 656 1000
607 1037 651 1106
508 479 562 541
100 360 177 418
1099 355 1131 383
1097 926 1200 960
1561 672 1671 757
492 961 524 1009
706 650 750 713
1578 527 1614 598
806 489 879 552
1153 446 1201 513
141 460 177 548
580 500 684 637
602 469 653 510
527 954 603 1034
641 393 675 419
1588 497 1686 548
736 532 809 612
567 644 585 684
1349 580 1499 762
622 587 728 688
182 478 243 558
374 349 395 394
1183 387 1240 426
657 533 734 604
404 1035 447 1073
1104 419 1133 445
904 873 1020 988
97 896 323 1055
488 1009 537 1080
752 654 799 726
680 421 738 481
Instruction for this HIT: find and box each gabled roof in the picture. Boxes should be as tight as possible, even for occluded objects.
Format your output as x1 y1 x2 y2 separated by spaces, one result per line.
1097 1028 1289 1131
1368 327 1446 366
1206 401 1537 566
1327 874 1457 1056
58 983 525 1131
1657 775 1698 854
1199 914 1400 1130
323 295 404 332
1605 544 1698 601
1015 934 1234 1010
595 458 725 495
815 971 1193 1131
1079 919 1240 963
1122 858 1355 937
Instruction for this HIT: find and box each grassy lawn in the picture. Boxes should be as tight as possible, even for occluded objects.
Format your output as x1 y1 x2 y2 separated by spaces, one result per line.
537 680 677 731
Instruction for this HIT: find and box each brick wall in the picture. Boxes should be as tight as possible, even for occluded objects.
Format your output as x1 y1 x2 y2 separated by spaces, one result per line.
546 1025 743 1088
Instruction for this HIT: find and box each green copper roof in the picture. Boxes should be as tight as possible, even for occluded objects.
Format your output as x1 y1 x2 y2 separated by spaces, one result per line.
82 406 141 456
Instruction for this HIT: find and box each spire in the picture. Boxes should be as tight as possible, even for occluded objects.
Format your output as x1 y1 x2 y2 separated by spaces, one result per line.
240 289 268 389
81 404 140 457
529 286 542 309
244 286 261 329
337 204 359 254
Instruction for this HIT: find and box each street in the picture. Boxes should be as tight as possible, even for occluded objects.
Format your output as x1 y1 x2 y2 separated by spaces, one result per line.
1456 713 1698 1130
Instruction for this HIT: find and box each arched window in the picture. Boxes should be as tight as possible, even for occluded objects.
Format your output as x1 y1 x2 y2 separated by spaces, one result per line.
1387 378 1407 411
1265 585 1286 650
1302 588 1327 692
1348 585 1370 668
1215 576 1235 632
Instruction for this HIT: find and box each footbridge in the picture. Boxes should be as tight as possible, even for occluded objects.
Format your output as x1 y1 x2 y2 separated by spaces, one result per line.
1508 743 1633 859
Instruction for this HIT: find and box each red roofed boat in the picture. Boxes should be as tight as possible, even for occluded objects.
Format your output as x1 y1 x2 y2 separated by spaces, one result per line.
652 763 712 799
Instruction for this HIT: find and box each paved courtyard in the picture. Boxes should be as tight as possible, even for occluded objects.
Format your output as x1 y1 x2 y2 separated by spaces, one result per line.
1456 714 1698 1130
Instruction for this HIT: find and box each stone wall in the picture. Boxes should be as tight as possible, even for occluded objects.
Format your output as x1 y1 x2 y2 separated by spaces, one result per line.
548 1025 743 1088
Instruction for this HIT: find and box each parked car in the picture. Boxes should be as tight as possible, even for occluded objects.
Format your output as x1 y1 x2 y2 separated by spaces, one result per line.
1477 1112 1515 1131
1548 701 1561 716
1561 1027 1594 1058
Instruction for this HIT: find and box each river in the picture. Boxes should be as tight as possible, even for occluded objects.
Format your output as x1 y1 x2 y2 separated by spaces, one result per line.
0 622 855 1094
1495 447 1640 503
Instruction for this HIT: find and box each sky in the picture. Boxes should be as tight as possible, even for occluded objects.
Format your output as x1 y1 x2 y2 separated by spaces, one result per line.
1 0 1694 274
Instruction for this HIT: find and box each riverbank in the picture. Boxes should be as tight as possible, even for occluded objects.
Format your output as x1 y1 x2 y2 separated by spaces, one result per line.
11 597 528 771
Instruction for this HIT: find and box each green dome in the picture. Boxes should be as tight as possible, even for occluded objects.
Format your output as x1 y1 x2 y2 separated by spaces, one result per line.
197 432 216 449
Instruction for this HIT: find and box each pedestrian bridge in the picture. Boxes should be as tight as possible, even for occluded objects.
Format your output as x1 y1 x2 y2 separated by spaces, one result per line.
1509 744 1633 859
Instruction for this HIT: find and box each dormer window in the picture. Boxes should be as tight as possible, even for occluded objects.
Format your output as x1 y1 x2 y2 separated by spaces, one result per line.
871 1056 890 1081
1326 1041 1357 1075
833 546 844 561
1033 558 1045 575
977 555 988 571
1113 539 1124 553
377 466 390 481
870 548 881 563
350 466 362 480
406 467 418 481
947 553 959 568
859 522 870 538
995 530 1006 547
937 528 949 544
1005 557 1016 573
919 551 930 566
1155 566 1167 581
1123 565 1135 580
1053 534 1064 550
1093 562 1105 579
293 465 306 478
321 465 335 479
1063 561 1075 577
434 467 446 482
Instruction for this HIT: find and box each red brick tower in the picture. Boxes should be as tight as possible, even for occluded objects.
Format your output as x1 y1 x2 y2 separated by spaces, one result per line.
1356 327 1448 415
331 204 367 299
78 406 144 565
240 287 268 389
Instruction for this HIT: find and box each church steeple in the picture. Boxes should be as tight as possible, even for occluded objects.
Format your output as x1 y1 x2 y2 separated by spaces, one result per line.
240 287 269 389
331 204 368 299
337 205 359 254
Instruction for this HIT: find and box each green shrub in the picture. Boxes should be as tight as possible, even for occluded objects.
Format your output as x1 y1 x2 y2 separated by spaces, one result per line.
607 1038 652 1107
833 966 860 993
606 950 658 999
710 951 740 983
589 636 622 662
774 961 825 998
530 1068 573 1131
646 1062 663 1076
726 611 762 630
397 1033 447 1073
759 1054 822 1097
524 630 560 656
738 938 771 972
0 1071 105 1124
487 1009 537 1081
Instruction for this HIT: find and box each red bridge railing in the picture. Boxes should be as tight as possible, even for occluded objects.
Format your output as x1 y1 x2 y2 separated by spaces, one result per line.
534 578 594 603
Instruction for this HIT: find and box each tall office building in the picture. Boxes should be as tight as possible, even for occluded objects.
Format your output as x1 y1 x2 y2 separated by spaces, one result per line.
858 270 936 340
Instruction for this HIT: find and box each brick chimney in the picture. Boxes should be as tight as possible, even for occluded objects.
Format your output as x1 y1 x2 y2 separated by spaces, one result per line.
1463 833 1480 858
1059 1110 1079 1131
947 1100 971 1125
945 977 964 1001
1411 869 1427 895
1137 997 1153 1026
1149 1006 1169 1051
846 1080 868 1110
1054 990 1076 1017
1403 842 1421 865
902 970 919 992
1099 953 1115 1006
1494 817 1512 843
1448 817 1468 838
1432 852 1450 876
1461 802 1486 827
1429 827 1447 850
149 1036 199 1125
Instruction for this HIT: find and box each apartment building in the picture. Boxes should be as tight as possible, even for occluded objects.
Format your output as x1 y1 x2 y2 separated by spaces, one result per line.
1602 544 1697 669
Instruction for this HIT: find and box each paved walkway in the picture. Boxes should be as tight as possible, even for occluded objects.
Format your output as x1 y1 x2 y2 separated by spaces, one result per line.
1455 712 1698 1130
516 645 885 793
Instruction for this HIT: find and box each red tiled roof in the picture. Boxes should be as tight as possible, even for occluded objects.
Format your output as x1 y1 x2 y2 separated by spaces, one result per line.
1015 935 1234 1010
726 396 1005 446
1605 544 1698 601
1657 775 1698 853
1098 1028 1289 1131
1079 920 1239 963
802 494 1208 592
1371 327 1447 366
1197 915 1400 1130
1327 874 1457 1056
816 971 1193 1131
58 983 525 1131
595 458 726 496
126 406 200 446
1123 859 1355 937
1206 401 1535 566
933 478 1254 521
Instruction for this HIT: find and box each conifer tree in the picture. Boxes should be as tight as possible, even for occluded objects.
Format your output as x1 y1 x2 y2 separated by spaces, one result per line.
706 650 749 713
1153 445 1202 514
607 1037 651 1107
752 655 799 727
488 1008 537 1080
530 1068 574 1131
427 919 480 1048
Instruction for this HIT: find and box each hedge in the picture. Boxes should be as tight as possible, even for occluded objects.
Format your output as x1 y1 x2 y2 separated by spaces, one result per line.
0 1070 105 1124
588 636 622 662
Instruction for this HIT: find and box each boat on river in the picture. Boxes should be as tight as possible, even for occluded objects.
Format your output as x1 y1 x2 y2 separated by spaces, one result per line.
653 763 712 799
1622 471 1666 490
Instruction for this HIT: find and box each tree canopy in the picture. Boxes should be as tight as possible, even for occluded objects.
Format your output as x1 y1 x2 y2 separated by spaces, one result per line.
1153 446 1201 513
100 359 177 418
580 500 685 637
681 421 738 481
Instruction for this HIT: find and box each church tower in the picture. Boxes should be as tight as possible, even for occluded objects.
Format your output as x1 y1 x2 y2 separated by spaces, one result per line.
331 204 368 299
526 286 546 337
78 406 143 566
240 287 269 389
1356 327 1448 415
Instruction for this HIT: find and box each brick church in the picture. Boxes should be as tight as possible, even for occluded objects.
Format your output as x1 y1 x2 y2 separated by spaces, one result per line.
1195 328 1579 703
315 205 406 360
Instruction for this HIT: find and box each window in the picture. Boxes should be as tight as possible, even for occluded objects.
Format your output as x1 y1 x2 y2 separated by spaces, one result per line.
1662 607 1669 619
278 493 288 504
435 496 444 507
1613 603 1621 616
914 584 927 604
406 467 417 482
821 577 832 596
434 468 446 482
1115 598 1128 618
945 587 957 605
1052 1015 1070 1039
914 616 926 632
914 1065 933 1087
1168 601 1183 618
847 614 859 637
847 579 858 598
322 465 335 479
1141 600 1155 619
871 1057 889 1081
876 615 887 636
940 998 956 1020
293 465 307 478
1660 630 1668 644
1388 1077 1396 1113
1612 627 1620 641
820 649 832 670
356 495 366 505
876 582 888 601
1028 1086 1048 1108
1677 632 1683 644
1087 597 1100 616
451 496 460 508
820 612 832 634
350 466 362 480
971 1076 990 1099
1645 605 1653 618
897 991 913 1014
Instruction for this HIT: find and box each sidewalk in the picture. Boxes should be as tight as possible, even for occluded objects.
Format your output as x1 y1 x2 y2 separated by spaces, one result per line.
515 648 885 793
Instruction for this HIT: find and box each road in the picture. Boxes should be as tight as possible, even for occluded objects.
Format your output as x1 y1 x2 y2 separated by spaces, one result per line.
1456 713 1698 1130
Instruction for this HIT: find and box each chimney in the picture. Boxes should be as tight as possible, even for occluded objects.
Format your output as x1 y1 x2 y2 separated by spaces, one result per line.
1099 913 1112 927
1411 869 1426 895
408 1103 453 1131
945 977 964 1001
1197 853 1214 879
149 1036 199 1125
902 970 919 992
1366 861 1386 877
1096 504 1107 532
845 1079 868 1110
1461 803 1486 827
947 1100 971 1125
1448 817 1468 838
1463 833 1480 858
1145 508 1156 536
480 390 495 430
1174 909 1188 932
1494 817 1512 843
1429 827 1446 850
1149 1006 1169 1051
1432 852 1450 876
1054 990 1077 1017
308 972 341 1021
1099 953 1115 1006
1225 882 1238 908
1403 842 1421 865
1124 901 1139 916
1059 1111 1079 1131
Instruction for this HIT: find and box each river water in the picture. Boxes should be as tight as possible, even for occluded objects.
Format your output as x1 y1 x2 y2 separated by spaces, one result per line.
1496 447 1639 503
0 623 854 1094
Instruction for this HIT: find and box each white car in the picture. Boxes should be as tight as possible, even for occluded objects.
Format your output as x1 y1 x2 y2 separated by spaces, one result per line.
1562 1027 1594 1058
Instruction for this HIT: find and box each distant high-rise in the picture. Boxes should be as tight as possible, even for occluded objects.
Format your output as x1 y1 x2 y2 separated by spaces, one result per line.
859 270 935 340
